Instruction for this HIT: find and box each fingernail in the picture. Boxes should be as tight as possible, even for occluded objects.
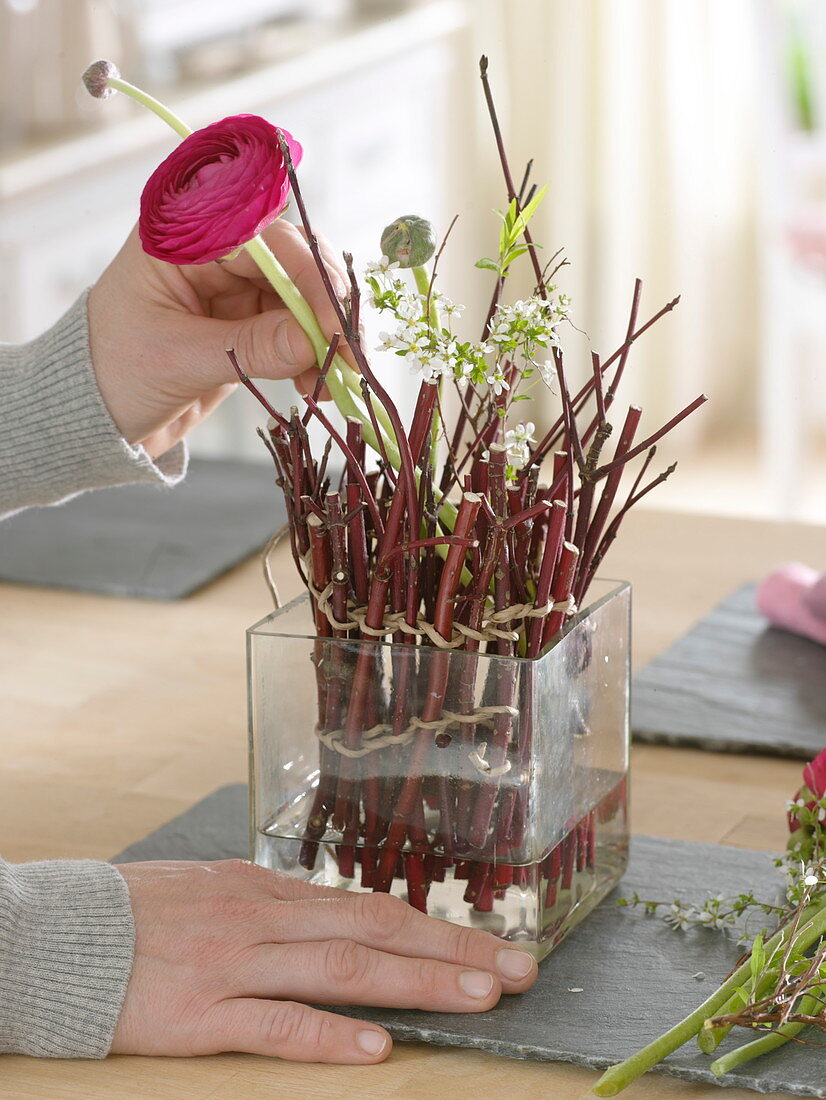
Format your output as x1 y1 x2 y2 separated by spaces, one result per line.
356 1029 387 1056
459 970 495 999
496 948 535 981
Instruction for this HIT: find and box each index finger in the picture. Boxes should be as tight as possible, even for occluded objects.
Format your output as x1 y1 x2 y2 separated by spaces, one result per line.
264 889 538 994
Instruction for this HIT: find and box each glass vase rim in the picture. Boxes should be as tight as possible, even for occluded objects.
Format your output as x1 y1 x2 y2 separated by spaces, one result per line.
247 577 630 662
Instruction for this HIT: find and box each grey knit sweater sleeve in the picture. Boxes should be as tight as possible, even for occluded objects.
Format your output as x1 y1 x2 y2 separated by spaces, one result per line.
0 860 134 1057
0 289 187 518
1 291 190 1056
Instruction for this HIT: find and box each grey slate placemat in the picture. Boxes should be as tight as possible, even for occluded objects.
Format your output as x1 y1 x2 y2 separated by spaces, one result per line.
633 583 826 759
113 784 823 1096
0 458 284 599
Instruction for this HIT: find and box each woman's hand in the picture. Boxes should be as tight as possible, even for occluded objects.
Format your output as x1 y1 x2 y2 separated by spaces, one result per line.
112 858 537 1063
88 219 349 459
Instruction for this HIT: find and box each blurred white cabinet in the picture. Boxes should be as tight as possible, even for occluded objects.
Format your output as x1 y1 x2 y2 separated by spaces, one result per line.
0 1 472 459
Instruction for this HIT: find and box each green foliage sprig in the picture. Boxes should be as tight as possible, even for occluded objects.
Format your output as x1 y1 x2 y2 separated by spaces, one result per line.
476 185 548 277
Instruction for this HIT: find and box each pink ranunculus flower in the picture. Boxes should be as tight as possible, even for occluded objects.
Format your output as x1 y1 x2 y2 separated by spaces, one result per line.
139 114 302 265
788 746 826 832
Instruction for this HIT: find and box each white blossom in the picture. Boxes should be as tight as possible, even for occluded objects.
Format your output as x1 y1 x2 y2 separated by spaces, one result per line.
695 908 730 931
803 864 821 887
663 903 693 931
486 371 509 397
406 348 450 385
397 294 423 322
364 255 400 275
539 359 559 392
504 421 536 467
433 292 464 317
454 358 474 390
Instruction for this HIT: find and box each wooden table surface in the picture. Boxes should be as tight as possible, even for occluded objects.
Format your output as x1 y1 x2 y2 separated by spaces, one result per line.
1 508 824 1100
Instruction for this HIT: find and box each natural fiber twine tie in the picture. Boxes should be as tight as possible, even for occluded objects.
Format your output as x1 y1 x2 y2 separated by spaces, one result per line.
314 703 518 775
301 551 575 774
302 551 576 648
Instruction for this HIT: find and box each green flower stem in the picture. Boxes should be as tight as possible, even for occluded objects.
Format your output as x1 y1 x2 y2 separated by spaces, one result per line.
243 235 398 464
592 903 826 1096
709 990 821 1078
697 994 740 1054
709 1020 806 1078
106 76 193 139
430 376 445 476
330 337 399 449
413 265 440 330
412 264 443 473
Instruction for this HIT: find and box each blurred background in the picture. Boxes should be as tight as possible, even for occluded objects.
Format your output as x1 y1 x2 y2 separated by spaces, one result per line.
1 0 824 522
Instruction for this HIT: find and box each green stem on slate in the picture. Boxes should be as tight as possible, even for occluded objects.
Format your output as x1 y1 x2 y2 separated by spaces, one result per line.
710 988 822 1078
591 902 826 1096
697 966 783 1054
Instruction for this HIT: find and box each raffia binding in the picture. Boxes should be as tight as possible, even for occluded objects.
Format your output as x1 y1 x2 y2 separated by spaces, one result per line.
301 550 577 648
314 703 518 775
302 549 574 772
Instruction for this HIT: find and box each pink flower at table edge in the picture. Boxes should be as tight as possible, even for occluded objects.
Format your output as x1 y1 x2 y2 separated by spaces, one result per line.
138 113 303 265
788 745 826 831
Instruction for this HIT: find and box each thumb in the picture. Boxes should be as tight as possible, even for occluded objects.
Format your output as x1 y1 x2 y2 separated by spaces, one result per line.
178 308 320 387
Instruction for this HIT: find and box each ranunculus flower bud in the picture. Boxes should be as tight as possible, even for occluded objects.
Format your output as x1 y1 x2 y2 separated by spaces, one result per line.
380 216 435 268
139 114 303 265
82 59 120 99
788 746 826 831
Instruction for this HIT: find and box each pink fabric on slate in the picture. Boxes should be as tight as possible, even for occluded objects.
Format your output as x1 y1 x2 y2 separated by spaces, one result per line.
756 563 826 647
803 573 826 621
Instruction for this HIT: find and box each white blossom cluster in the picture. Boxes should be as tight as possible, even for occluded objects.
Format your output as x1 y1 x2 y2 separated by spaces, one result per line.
487 296 570 361
622 789 825 954
364 258 570 399
366 257 488 387
620 887 785 947
662 894 733 933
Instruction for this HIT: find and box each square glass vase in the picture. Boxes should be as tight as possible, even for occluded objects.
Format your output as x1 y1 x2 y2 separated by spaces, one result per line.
248 579 630 960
